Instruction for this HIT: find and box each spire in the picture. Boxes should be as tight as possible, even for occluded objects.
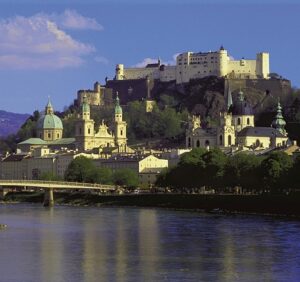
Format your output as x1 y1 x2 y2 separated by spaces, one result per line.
227 85 233 111
115 92 122 115
45 96 54 115
82 94 90 115
237 89 244 102
271 100 287 135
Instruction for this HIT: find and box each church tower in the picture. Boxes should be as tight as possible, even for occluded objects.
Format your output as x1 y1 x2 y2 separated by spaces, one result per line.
114 93 127 148
75 95 95 151
217 112 235 147
272 101 287 136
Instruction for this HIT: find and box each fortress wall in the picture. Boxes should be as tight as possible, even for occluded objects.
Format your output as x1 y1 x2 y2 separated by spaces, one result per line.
226 78 291 98
123 68 159 80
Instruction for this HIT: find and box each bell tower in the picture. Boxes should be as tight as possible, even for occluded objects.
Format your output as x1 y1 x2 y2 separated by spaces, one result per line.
114 93 127 148
75 95 95 151
217 112 235 147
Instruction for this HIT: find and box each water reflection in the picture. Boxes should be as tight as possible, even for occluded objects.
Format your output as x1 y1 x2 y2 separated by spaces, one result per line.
0 205 300 281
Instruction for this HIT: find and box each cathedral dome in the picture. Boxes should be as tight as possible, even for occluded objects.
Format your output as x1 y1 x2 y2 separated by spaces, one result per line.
37 100 63 130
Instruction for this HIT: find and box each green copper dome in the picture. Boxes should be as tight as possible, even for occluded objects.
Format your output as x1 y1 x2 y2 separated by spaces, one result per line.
115 93 122 114
37 99 63 130
271 101 286 135
37 114 63 130
82 94 90 113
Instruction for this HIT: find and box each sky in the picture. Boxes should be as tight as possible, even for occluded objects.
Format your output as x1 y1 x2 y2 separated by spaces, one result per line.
0 0 299 114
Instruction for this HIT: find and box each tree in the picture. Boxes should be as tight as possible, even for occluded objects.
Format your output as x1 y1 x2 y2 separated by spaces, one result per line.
90 167 113 185
64 156 96 183
224 153 262 191
113 168 139 188
202 148 227 189
260 151 293 192
40 172 63 181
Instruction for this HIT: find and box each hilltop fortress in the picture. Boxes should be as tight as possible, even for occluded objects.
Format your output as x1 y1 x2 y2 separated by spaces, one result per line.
115 46 270 84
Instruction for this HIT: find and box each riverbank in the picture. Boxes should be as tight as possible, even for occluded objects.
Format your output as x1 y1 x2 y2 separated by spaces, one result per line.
3 191 300 217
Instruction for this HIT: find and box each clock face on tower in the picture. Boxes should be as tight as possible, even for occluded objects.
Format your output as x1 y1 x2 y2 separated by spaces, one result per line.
226 127 233 134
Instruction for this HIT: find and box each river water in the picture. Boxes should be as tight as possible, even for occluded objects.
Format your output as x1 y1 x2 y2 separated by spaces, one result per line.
0 204 300 282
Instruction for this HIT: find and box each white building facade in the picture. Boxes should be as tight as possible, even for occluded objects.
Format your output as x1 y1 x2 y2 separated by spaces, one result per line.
115 47 270 84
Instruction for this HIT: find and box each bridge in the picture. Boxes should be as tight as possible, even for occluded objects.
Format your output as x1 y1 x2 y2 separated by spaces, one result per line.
0 180 116 207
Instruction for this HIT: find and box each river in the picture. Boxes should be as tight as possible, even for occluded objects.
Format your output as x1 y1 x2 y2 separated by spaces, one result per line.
0 204 299 282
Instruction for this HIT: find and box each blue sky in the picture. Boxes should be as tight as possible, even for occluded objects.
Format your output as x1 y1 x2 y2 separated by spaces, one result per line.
0 0 299 113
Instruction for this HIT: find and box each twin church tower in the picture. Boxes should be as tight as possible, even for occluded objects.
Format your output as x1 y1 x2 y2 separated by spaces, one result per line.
75 94 127 151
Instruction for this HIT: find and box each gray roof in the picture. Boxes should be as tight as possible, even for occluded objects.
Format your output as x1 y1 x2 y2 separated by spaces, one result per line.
238 127 286 138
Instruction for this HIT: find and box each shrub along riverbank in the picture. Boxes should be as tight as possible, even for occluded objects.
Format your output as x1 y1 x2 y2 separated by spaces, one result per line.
3 191 300 217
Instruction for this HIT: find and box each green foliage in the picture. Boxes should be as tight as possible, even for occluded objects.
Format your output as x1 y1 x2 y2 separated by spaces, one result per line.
224 153 262 190
261 151 293 191
40 172 63 181
89 167 113 185
64 156 96 183
112 168 139 188
157 150 296 193
124 100 188 142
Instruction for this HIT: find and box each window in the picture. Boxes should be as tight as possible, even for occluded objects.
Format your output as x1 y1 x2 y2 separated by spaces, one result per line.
237 118 241 125
48 133 51 139
188 137 191 147
120 130 123 136
196 140 200 147
219 135 223 145
247 118 250 125
88 128 91 134
57 133 59 138
228 135 232 146
205 140 210 146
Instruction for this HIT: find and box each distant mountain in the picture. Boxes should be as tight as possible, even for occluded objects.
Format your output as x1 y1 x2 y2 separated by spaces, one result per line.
0 110 30 137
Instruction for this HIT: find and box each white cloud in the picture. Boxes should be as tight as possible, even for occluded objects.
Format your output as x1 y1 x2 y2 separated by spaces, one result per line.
94 56 109 65
133 53 179 67
134 58 159 68
56 10 103 31
0 11 102 70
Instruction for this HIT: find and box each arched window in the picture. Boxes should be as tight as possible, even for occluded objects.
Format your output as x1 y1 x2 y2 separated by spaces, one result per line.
88 128 91 134
219 135 223 145
205 140 210 146
48 133 51 139
228 135 232 146
120 129 123 136
196 140 200 147
247 118 250 125
57 133 59 138
237 118 241 125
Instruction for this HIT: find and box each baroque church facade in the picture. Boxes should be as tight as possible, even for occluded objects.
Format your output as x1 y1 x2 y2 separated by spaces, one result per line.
186 90 289 151
75 94 127 152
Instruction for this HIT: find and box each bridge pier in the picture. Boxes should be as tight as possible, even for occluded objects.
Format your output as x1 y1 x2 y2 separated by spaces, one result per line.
43 188 54 207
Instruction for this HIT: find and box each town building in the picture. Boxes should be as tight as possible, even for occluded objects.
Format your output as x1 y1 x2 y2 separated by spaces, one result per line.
115 47 270 84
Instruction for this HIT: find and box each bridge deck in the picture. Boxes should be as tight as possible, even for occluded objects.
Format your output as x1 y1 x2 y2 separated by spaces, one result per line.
0 180 115 190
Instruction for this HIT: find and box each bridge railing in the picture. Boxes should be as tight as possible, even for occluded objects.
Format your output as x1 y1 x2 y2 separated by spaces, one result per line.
0 179 115 190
